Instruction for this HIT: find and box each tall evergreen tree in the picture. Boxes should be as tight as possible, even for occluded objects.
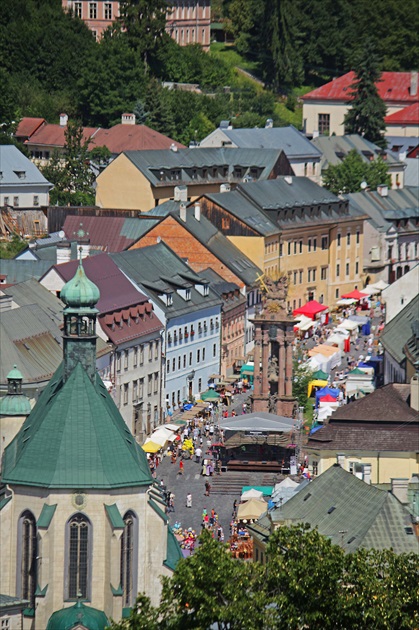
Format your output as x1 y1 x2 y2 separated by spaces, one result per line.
119 0 168 68
344 44 387 148
260 0 304 91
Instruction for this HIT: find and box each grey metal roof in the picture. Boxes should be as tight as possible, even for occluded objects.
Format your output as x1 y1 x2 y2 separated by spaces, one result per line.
3 278 63 327
380 294 419 363
203 190 279 236
220 125 322 159
198 268 246 313
0 594 28 608
111 242 222 319
123 147 284 186
345 187 419 232
269 464 418 554
0 145 52 187
404 158 419 187
237 176 340 210
312 134 404 171
0 259 54 284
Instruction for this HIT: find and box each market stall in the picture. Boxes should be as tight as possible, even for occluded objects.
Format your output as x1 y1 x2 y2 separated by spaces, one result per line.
315 386 340 408
309 344 341 370
293 300 329 323
307 379 329 398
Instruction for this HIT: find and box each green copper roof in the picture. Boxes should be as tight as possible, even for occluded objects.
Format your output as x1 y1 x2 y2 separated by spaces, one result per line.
105 504 125 529
164 527 183 572
1 362 153 489
60 260 100 309
37 504 57 529
0 394 31 416
7 365 23 380
46 601 108 630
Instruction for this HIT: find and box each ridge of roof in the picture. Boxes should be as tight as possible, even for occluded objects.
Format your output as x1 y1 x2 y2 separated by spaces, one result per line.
385 102 419 124
1 362 153 489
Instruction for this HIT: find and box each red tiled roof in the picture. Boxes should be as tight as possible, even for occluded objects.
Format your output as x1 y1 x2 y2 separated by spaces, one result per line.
302 71 419 104
99 305 163 345
25 123 99 148
62 215 137 252
385 102 419 124
15 117 46 140
90 124 185 153
52 253 147 313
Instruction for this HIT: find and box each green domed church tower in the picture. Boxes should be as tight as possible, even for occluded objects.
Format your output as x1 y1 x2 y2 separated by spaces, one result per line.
60 249 101 384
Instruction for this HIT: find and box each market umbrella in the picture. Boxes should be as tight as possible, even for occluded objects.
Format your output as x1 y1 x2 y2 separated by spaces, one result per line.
201 389 220 401
173 418 187 425
142 441 162 453
241 488 264 501
312 369 329 380
237 498 267 521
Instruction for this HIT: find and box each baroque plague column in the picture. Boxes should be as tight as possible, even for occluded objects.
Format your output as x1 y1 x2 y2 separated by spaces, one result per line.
252 276 297 417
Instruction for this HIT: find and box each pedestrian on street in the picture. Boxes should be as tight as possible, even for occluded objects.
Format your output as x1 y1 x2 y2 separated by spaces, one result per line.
178 460 184 476
186 493 192 508
205 480 211 496
195 446 202 463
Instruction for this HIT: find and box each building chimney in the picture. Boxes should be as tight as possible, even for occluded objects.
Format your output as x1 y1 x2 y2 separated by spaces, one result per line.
265 118 273 129
410 71 418 97
336 453 345 467
194 202 201 221
179 202 187 222
121 113 136 125
377 184 388 197
174 185 187 202
170 143 178 152
60 113 68 127
411 373 419 411
284 176 293 185
56 242 72 264
220 183 231 193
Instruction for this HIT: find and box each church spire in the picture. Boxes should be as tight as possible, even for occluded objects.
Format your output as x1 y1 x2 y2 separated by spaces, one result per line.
60 249 100 384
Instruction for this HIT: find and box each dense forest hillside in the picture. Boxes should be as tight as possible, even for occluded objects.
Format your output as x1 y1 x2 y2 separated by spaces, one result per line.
1 0 417 145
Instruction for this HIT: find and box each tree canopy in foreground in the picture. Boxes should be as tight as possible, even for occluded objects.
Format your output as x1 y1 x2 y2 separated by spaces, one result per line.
108 525 419 630
323 150 391 195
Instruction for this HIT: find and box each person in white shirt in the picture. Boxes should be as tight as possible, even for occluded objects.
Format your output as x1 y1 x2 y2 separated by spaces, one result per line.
195 447 202 463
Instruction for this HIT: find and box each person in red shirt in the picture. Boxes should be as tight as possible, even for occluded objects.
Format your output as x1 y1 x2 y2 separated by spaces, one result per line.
178 460 184 475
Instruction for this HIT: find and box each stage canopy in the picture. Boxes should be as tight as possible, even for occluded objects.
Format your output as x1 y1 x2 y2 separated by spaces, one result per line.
219 412 295 432
293 300 328 320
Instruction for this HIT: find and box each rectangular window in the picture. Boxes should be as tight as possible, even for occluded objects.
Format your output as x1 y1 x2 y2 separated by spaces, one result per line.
3 196 9 206
308 269 311 282
321 236 328 250
104 2 112 19
299 270 303 284
13 196 19 207
116 352 121 372
153 372 159 394
139 345 144 365
321 267 327 280
356 230 360 245
318 113 330 135
335 288 339 298
213 343 217 357
124 349 129 370
139 378 144 399
74 2 82 18
308 239 311 253
336 264 340 277
198 378 202 391
294 241 297 255
89 3 97 19
189 352 192 366
166 360 170 374
337 233 341 247
279 243 283 257
154 340 159 360
33 195 39 206
293 271 297 285
313 238 317 252
202 347 206 361
178 356 181 370
172 358 176 371
132 380 138 402
347 232 351 246
148 342 153 361
312 268 316 281
197 349 200 363
148 375 152 396
133 346 138 367
123 383 129 405
355 261 359 274
183 354 186 368
346 263 350 276
288 242 291 255
299 240 303 253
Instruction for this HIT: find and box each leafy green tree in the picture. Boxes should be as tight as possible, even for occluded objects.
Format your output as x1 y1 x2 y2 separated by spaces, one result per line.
184 113 216 145
292 362 314 411
41 121 95 206
323 150 391 195
344 44 387 148
119 0 168 68
144 79 176 137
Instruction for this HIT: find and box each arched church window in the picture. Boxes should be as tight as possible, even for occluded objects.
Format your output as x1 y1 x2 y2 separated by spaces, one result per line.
18 510 37 608
120 511 137 607
66 514 91 599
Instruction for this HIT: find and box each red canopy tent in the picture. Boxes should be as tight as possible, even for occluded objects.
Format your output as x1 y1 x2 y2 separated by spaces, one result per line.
319 394 339 403
341 289 368 300
293 300 328 321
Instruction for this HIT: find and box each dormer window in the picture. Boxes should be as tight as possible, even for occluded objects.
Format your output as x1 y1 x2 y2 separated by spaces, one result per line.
186 288 191 301
14 170 26 179
167 293 173 306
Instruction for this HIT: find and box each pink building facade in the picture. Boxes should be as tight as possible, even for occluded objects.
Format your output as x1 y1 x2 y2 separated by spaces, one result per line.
62 0 210 48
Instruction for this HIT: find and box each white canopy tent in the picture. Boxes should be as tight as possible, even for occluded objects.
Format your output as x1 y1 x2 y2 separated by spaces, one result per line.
241 488 264 501
317 405 336 422
294 315 314 331
368 279 389 292
336 298 357 306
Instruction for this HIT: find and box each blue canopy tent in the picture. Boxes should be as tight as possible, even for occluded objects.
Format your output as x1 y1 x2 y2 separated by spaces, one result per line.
361 321 371 335
315 386 340 408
